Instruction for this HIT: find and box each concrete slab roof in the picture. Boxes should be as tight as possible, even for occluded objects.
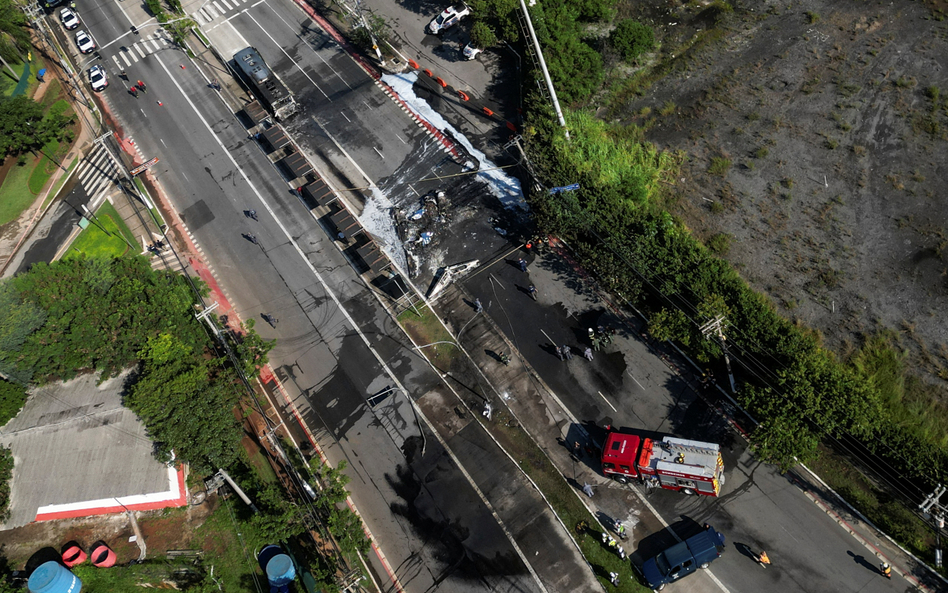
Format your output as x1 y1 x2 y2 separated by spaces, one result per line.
0 371 186 529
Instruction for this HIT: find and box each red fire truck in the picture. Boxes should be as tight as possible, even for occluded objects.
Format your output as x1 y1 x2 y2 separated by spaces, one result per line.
601 432 725 496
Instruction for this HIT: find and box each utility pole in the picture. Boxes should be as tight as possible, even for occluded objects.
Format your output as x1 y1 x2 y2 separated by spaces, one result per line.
518 0 569 139
699 315 737 394
920 484 946 568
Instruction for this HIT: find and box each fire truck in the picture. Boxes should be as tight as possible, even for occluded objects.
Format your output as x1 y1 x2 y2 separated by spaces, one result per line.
601 432 725 496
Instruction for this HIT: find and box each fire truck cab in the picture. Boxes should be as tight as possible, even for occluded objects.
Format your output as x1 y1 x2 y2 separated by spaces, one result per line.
601 433 725 496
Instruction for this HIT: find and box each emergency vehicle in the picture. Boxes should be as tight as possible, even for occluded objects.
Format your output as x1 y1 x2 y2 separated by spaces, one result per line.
601 432 725 496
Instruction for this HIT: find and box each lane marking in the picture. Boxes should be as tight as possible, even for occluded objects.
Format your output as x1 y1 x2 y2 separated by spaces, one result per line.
372 146 383 159
135 43 147 58
627 369 644 390
312 117 375 187
340 111 351 123
597 391 617 412
212 1 225 14
245 12 330 100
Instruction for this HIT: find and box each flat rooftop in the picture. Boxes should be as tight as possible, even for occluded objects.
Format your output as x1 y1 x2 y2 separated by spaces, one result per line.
0 371 185 529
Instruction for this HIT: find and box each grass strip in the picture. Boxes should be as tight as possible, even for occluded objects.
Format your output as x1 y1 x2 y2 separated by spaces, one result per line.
66 200 138 258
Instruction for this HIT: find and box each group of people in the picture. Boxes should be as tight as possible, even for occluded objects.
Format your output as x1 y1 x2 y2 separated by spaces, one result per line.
127 78 148 98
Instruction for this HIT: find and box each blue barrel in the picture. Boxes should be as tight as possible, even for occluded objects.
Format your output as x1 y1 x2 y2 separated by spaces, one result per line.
264 553 295 586
28 561 81 593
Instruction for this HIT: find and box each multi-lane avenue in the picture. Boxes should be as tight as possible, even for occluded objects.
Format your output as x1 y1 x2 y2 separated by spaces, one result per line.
37 0 943 591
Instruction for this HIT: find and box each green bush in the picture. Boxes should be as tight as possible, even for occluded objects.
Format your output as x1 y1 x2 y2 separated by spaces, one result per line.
0 447 11 522
707 232 732 255
0 380 26 427
470 21 497 49
609 20 655 61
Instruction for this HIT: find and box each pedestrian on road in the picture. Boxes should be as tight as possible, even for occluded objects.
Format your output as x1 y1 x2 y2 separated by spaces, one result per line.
129 85 138 97
584 347 594 361
609 572 619 587
756 551 770 567
248 209 257 220
474 298 483 313
573 441 582 457
556 346 564 361
137 79 147 92
528 285 537 301
563 345 572 360
583 482 594 498
614 520 626 539
500 352 510 366
248 234 258 244
518 258 527 272
880 562 891 579
482 401 493 420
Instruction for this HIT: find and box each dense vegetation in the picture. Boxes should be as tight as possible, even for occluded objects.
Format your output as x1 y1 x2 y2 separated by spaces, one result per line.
514 0 948 558
0 380 25 427
0 96 75 158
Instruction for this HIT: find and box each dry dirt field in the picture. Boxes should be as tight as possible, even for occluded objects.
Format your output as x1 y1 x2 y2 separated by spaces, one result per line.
614 0 948 384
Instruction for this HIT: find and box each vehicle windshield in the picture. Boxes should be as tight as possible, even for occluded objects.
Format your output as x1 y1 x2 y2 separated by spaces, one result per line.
655 553 671 575
435 14 446 24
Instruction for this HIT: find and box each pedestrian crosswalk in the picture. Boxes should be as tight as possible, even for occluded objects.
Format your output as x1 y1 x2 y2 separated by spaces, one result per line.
76 146 120 204
193 0 256 25
109 34 171 70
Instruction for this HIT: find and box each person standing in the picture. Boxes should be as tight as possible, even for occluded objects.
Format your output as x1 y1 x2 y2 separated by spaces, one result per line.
880 562 891 579
608 572 619 586
518 258 527 272
528 285 537 301
474 298 483 313
584 347 594 361
583 482 594 498
563 345 572 360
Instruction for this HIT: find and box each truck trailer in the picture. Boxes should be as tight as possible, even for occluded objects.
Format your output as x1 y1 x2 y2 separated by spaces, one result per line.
601 432 725 496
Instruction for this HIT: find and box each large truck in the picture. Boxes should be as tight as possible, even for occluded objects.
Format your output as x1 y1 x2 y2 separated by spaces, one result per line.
601 432 725 496
233 46 297 121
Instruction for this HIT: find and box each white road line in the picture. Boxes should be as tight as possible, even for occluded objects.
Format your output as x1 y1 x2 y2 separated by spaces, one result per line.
135 43 147 58
245 12 330 100
340 111 351 123
219 0 233 9
198 8 211 22
312 118 374 187
150 37 162 50
122 52 134 66
205 5 218 18
212 2 225 15
372 146 384 160
111 55 124 70
597 391 617 412
259 3 353 90
397 135 407 144
626 370 644 390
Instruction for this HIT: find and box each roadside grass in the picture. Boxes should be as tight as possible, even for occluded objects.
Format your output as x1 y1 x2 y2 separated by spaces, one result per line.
28 138 63 194
486 405 649 592
194 497 268 591
398 304 460 365
66 201 137 258
0 160 39 225
43 156 79 209
72 558 207 589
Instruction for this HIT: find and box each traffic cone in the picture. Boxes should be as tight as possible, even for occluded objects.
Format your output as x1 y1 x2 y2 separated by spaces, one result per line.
157 101 163 106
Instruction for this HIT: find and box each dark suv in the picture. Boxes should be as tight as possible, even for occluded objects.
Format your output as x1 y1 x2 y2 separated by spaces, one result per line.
640 525 726 590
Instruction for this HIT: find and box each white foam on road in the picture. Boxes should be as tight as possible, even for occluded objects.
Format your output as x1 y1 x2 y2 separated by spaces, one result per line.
361 187 408 274
381 72 528 212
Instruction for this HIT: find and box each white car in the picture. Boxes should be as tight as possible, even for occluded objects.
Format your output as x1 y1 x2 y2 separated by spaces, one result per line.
88 65 107 91
427 4 470 35
75 30 95 54
462 42 482 60
59 7 80 30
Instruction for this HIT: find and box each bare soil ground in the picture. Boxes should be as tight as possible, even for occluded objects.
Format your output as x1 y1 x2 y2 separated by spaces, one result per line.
613 0 948 384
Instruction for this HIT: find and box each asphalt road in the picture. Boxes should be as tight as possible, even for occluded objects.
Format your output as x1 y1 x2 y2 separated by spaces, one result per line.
463 250 912 593
65 0 549 590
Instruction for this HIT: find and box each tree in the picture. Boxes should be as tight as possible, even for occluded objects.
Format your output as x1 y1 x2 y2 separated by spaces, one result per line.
227 318 274 379
0 379 26 428
126 333 242 473
247 484 309 548
0 446 12 522
469 21 496 49
0 96 47 157
609 19 655 62
0 0 29 65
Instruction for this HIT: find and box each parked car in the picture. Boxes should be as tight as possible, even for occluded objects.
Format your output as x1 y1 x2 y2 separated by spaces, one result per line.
426 4 470 35
59 7 80 30
75 29 95 54
461 42 482 60
88 65 107 91
640 525 726 590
